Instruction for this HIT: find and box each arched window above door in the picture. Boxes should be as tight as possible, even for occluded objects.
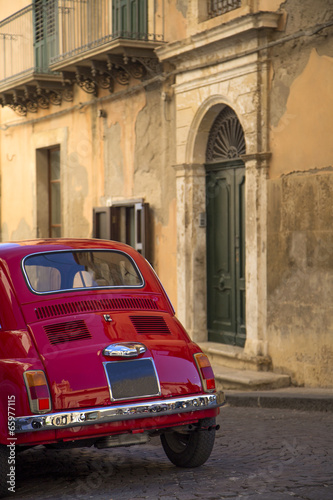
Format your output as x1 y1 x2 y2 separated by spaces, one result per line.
206 106 246 162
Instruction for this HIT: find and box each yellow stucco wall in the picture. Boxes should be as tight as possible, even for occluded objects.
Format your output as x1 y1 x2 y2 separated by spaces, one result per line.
0 82 178 307
270 50 333 178
0 1 29 19
267 44 333 386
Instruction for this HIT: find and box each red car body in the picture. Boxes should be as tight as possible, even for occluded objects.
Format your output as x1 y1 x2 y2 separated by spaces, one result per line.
0 239 224 495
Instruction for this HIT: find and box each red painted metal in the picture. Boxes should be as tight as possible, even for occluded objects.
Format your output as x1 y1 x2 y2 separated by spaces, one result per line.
0 239 221 448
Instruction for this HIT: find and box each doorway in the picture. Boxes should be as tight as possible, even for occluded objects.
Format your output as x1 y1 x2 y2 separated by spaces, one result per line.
205 106 246 347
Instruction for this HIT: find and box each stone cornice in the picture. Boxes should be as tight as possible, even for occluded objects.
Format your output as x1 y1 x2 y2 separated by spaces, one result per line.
173 163 206 178
156 12 282 64
241 152 272 163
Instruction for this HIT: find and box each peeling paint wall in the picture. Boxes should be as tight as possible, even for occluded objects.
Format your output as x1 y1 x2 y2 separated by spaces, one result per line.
267 0 333 386
163 0 187 41
0 78 178 308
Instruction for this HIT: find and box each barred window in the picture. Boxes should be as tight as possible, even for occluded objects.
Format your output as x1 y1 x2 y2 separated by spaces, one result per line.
208 0 241 19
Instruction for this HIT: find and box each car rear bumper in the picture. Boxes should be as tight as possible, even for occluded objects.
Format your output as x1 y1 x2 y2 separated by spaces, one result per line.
15 391 225 433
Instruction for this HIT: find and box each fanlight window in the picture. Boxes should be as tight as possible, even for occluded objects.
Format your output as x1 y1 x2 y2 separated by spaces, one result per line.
206 106 246 162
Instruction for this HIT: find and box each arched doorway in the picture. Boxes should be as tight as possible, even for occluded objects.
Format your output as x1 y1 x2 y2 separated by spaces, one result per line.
205 106 246 347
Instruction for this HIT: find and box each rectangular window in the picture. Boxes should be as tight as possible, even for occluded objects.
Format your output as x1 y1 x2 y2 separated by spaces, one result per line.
23 250 144 293
36 146 61 238
49 148 61 237
93 201 149 259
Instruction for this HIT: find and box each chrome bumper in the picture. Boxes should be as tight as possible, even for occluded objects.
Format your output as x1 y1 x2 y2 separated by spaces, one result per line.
15 391 225 434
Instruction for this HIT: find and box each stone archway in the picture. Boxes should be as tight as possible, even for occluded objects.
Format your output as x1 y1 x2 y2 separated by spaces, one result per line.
174 97 269 358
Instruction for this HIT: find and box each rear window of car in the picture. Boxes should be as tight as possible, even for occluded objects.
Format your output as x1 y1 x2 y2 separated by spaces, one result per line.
22 250 144 293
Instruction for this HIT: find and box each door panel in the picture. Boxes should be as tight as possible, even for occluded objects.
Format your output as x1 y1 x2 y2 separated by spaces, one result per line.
206 163 246 347
235 168 246 342
34 0 57 72
113 0 147 37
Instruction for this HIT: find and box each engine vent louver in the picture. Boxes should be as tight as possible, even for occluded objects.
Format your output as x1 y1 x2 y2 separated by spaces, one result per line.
130 316 171 335
35 297 158 320
44 320 92 345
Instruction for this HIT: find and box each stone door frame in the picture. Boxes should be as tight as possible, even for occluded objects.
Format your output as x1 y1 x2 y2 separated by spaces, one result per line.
173 96 270 358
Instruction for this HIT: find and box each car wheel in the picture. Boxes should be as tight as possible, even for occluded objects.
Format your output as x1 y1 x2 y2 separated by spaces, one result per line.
160 418 216 468
0 444 9 498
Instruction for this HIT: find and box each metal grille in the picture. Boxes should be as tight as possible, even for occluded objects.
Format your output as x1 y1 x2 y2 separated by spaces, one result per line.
35 297 158 320
208 0 241 19
130 316 171 335
44 320 92 344
206 106 246 162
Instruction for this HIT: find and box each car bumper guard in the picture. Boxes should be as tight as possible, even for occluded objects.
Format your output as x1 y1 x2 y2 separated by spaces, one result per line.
15 391 225 433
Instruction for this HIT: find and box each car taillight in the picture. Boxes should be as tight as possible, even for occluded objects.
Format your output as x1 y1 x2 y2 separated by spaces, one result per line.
23 370 52 414
194 353 216 392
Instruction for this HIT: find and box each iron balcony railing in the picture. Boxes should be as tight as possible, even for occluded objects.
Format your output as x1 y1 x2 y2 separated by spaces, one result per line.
208 0 242 19
53 0 164 65
0 5 39 87
0 1 164 89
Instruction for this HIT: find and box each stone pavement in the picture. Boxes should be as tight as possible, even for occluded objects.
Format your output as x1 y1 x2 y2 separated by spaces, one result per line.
8 391 333 500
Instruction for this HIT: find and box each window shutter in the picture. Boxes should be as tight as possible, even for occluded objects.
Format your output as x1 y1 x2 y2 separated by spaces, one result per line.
134 202 149 257
93 202 150 260
110 205 121 241
92 207 111 239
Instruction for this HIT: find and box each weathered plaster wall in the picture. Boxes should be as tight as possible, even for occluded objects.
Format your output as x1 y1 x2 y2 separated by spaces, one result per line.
163 0 188 41
103 88 178 304
267 172 333 386
267 0 333 386
1 123 35 240
270 50 333 177
0 81 178 306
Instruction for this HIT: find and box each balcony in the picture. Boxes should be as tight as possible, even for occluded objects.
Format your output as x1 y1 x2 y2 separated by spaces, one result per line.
0 1 164 115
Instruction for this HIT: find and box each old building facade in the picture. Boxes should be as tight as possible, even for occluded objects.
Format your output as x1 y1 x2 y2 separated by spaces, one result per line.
1 0 333 387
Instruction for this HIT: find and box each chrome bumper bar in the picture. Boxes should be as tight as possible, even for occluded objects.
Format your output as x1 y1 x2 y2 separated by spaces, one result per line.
15 391 225 433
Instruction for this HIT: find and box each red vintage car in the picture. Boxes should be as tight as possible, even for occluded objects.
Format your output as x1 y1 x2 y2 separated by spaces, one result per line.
0 239 224 496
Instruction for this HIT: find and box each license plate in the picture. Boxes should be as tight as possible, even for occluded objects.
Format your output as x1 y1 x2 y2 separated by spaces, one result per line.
104 358 161 401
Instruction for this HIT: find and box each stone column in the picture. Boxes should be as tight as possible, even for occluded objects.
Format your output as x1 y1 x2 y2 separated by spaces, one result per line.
242 152 270 356
173 163 207 342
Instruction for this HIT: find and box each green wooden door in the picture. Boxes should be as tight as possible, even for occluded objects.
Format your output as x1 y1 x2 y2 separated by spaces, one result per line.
113 0 147 38
206 161 246 347
34 0 57 72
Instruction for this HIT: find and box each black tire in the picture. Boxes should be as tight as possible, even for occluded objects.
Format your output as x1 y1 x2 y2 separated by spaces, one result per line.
160 418 216 468
0 444 9 498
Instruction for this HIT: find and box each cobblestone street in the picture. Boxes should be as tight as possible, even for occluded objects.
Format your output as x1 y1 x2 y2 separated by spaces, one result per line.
9 405 333 500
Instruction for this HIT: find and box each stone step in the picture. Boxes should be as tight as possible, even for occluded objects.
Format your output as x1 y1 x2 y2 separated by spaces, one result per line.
199 341 272 372
212 364 291 391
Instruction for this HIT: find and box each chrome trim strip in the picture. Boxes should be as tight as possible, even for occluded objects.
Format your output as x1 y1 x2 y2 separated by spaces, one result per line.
14 391 225 434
